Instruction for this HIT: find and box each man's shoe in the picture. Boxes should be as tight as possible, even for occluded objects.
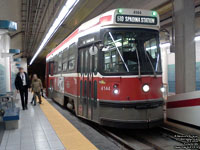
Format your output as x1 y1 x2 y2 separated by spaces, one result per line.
25 106 28 110
23 108 25 110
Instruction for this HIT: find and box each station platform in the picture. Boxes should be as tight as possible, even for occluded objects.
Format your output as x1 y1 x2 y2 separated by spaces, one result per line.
0 93 98 150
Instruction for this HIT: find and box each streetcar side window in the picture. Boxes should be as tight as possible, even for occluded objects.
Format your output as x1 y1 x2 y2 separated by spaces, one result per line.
85 50 88 74
68 43 76 71
68 59 75 70
81 50 84 73
48 61 54 76
62 47 68 72
63 62 68 72
58 52 62 73
53 55 58 74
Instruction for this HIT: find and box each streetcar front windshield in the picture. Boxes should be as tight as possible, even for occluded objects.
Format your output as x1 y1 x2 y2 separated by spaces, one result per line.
102 28 161 75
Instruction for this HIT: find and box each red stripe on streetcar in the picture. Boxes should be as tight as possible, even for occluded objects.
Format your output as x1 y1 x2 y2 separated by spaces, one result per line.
167 98 200 108
99 15 112 23
46 15 112 59
47 29 79 58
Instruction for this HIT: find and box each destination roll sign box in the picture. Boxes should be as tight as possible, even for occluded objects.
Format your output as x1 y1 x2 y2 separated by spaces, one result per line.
116 15 157 25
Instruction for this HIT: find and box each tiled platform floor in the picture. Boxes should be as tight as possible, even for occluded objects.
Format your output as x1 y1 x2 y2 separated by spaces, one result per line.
0 93 65 150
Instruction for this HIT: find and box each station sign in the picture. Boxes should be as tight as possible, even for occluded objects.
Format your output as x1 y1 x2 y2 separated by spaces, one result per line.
116 14 157 25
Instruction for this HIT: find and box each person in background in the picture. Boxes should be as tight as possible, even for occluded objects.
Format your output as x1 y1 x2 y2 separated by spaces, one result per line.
37 75 44 97
31 74 43 105
29 74 35 104
41 88 44 97
15 67 30 110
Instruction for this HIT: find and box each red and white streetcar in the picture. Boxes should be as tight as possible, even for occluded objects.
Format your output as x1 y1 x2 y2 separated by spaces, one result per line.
45 8 164 128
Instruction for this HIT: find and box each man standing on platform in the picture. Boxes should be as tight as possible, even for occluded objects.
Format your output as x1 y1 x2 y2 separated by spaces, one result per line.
15 67 30 110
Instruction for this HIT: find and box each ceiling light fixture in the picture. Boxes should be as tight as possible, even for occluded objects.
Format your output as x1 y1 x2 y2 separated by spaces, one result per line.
160 42 171 48
29 0 79 65
195 36 200 42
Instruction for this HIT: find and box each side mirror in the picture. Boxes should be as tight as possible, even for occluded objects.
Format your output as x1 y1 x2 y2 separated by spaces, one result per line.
102 46 110 52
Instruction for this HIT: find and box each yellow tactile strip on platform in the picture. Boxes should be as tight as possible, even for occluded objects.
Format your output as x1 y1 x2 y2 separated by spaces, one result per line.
40 98 98 150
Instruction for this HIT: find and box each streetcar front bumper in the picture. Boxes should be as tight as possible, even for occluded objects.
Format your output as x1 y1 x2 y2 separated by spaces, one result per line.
98 99 164 129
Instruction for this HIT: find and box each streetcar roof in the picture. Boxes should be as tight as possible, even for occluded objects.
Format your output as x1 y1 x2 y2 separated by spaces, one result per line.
46 8 160 61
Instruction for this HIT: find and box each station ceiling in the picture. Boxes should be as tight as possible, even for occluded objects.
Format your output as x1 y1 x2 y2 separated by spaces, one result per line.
19 0 200 64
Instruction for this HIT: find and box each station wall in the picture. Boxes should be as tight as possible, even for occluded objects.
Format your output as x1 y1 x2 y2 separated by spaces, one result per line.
0 33 25 93
167 40 200 93
10 58 27 91
0 0 22 94
0 34 10 93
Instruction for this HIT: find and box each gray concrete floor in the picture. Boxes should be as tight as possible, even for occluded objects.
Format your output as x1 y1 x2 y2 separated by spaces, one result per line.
0 123 4 146
0 93 65 150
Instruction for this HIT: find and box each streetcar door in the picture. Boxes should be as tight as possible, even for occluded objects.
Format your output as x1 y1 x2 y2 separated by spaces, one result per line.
79 45 98 120
79 48 84 117
87 45 98 120
79 48 88 118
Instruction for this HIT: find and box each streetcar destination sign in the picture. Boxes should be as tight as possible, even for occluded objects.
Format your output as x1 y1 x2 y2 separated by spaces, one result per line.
116 15 157 25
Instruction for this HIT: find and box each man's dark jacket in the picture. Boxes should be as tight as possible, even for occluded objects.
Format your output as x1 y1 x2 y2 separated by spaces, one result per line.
15 72 30 90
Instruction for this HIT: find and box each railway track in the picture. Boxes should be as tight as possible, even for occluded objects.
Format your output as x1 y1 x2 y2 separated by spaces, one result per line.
63 107 192 150
94 125 191 150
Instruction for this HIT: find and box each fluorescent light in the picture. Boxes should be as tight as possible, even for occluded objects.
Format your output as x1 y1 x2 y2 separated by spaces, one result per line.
145 43 170 51
195 36 200 42
29 0 79 65
160 42 170 48
146 45 157 50
115 42 122 47
159 35 200 49
159 36 200 49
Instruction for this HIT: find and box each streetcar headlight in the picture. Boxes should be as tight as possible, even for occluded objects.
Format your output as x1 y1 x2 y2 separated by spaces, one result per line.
143 84 150 92
113 89 119 95
160 87 165 93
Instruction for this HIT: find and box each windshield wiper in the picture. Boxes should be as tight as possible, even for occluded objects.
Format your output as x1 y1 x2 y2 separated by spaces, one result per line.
135 48 141 78
155 53 160 72
144 50 157 77
108 32 129 72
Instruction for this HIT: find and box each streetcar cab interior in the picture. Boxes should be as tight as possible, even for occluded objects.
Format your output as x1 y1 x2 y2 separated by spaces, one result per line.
102 28 162 75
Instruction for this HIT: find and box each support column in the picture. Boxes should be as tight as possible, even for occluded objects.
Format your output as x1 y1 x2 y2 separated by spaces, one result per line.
161 47 168 86
174 0 196 93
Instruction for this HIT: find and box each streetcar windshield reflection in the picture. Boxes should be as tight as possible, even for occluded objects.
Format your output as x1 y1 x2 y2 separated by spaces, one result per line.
103 29 162 75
